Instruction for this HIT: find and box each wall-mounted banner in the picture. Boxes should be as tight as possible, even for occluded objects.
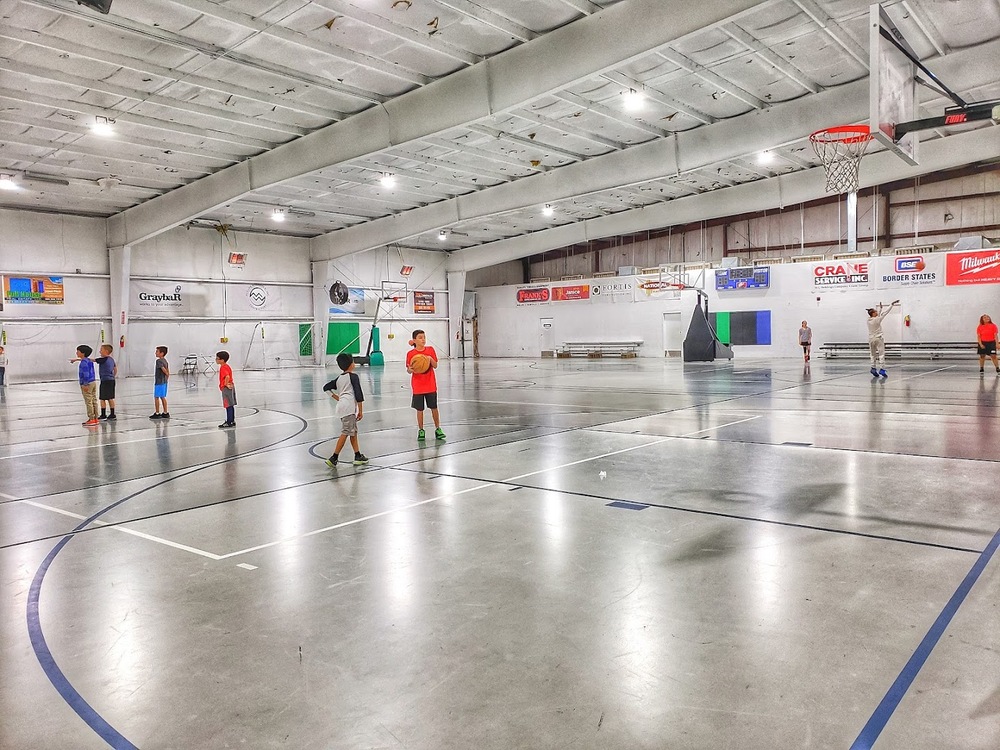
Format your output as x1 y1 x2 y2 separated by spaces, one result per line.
131 280 193 313
876 254 943 289
413 290 435 314
3 275 64 304
634 277 683 302
946 249 1000 286
590 279 634 301
244 285 283 313
329 286 366 315
812 260 871 292
515 286 550 305
552 284 590 301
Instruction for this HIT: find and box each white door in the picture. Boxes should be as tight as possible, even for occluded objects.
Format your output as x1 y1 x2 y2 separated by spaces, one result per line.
663 312 682 357
539 318 555 356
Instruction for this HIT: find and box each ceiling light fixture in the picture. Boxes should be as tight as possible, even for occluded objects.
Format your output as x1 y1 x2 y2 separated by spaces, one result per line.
272 208 286 222
92 115 116 136
0 174 19 191
543 204 554 216
622 88 645 111
437 230 447 241
757 150 775 165
380 172 396 188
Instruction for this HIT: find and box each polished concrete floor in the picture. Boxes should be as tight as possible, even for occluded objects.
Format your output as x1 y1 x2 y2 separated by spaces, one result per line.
1 358 998 750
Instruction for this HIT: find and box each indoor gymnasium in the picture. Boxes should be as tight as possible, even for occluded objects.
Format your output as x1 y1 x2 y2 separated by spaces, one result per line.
1 1 999 748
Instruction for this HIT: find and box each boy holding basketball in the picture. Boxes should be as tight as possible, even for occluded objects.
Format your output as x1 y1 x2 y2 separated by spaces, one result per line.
406 329 445 441
322 352 369 466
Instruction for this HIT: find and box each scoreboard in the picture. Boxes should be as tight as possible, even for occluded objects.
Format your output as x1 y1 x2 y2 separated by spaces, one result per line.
715 266 770 290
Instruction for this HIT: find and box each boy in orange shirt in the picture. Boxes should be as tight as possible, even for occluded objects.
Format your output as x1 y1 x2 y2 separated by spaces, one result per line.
405 329 445 441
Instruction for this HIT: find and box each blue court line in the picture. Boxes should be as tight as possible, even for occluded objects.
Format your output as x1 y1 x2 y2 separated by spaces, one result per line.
25 410 308 749
850 526 1000 750
27 534 140 750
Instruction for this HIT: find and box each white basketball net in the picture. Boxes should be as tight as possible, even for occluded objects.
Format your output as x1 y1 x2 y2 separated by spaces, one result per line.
810 126 873 194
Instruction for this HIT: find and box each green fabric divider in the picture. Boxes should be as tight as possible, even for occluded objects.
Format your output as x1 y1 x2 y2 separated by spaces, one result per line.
326 322 361 355
715 311 731 344
298 323 313 357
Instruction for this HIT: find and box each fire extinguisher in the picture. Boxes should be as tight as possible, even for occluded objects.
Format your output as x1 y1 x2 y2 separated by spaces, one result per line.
904 315 911 327
119 335 126 348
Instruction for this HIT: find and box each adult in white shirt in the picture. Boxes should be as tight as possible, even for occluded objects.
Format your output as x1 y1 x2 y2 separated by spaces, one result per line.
866 300 900 378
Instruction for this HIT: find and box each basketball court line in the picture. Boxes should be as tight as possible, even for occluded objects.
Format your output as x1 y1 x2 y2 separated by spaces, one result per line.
216 414 761 560
897 365 958 381
21 500 223 560
850 527 1000 749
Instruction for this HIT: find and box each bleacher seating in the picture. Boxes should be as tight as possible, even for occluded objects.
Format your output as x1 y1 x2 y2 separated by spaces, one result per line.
558 340 643 358
819 342 977 360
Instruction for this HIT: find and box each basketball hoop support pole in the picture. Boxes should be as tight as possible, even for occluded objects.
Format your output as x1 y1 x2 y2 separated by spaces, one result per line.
847 190 858 253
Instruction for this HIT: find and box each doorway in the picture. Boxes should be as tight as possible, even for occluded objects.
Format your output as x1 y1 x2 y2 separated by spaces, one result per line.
539 317 555 357
662 312 682 357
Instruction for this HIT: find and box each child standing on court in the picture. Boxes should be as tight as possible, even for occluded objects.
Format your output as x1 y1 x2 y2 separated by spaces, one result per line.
150 346 170 419
216 351 237 428
70 344 99 426
406 329 445 441
977 314 1000 375
0 345 7 386
866 300 899 378
95 344 117 420
322 352 369 466
798 320 812 363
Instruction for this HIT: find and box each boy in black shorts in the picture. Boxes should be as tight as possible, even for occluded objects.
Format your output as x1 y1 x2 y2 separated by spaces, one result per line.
95 344 117 420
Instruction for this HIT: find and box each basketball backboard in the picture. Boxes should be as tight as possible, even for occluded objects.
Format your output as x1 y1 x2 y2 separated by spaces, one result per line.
870 3 919 166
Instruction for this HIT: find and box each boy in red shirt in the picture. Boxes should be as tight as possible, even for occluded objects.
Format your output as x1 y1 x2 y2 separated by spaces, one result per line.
406 329 445 441
215 351 237 428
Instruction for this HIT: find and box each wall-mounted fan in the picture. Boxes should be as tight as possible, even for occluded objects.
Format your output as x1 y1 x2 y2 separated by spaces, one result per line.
329 281 349 305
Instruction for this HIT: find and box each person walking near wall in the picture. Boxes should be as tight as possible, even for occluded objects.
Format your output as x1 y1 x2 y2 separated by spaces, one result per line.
798 320 813 363
976 314 1000 375
866 301 899 378
0 345 7 387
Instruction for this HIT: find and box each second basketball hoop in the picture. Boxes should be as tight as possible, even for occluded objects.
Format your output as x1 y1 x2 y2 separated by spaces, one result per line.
810 125 874 194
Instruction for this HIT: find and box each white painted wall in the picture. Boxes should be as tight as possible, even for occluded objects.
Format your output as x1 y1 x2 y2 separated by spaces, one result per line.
475 251 998 360
0 215 315 382
320 247 451 363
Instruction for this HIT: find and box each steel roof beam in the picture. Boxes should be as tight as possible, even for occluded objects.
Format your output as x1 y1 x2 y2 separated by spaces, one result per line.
447 126 1000 271
107 0 773 247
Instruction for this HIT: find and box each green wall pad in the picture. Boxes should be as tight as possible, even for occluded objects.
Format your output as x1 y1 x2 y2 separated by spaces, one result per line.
326 322 361 355
298 324 313 357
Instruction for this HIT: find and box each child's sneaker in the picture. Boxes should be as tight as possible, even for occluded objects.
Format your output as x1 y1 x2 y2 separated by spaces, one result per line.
83 418 99 426
325 455 338 468
417 429 426 441
149 413 162 419
869 367 879 377
107 413 116 420
435 427 446 440
353 453 369 466
878 369 888 378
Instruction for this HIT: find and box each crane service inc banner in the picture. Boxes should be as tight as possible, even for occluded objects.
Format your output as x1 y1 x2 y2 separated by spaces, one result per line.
811 259 871 292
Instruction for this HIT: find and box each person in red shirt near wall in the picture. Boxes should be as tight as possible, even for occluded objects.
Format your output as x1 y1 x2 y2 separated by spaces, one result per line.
406 329 446 442
977 314 1000 375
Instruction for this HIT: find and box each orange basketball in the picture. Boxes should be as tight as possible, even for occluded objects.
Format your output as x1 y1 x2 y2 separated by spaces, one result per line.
409 353 431 374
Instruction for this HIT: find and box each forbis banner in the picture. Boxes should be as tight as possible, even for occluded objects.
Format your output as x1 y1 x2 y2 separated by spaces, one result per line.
946 249 1000 285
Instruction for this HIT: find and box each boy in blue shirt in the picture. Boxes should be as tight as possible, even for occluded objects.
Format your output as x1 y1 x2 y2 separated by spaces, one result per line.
70 344 99 426
95 343 118 420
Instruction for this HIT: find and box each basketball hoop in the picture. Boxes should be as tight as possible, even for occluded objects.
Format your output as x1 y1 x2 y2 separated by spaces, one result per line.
810 125 874 194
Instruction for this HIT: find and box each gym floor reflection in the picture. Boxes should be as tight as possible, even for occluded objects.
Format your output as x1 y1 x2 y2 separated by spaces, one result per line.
1 359 998 750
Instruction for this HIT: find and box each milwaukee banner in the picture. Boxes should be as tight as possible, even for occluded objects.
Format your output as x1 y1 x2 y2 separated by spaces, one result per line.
945 249 1000 286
